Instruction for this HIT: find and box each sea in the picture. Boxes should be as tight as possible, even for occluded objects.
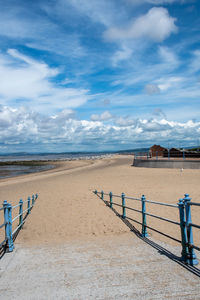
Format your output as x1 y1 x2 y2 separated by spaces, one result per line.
0 151 115 179
0 149 148 179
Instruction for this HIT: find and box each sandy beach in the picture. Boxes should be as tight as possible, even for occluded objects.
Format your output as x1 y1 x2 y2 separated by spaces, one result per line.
0 155 200 247
1 155 200 299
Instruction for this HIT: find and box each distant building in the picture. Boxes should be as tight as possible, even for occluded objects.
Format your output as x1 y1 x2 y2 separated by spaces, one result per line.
163 148 200 158
150 145 167 157
163 148 182 157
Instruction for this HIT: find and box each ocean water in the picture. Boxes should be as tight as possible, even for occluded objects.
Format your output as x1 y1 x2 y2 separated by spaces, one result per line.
0 152 113 162
0 152 114 179
0 149 145 179
0 164 55 179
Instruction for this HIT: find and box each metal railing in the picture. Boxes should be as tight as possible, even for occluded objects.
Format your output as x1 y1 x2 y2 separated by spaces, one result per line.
0 194 38 252
135 150 200 160
94 190 200 266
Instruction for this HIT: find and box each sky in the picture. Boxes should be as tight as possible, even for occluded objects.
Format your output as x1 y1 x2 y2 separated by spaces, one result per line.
0 0 200 153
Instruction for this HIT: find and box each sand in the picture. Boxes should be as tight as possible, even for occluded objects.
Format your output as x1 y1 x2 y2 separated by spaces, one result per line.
0 155 200 247
1 155 200 299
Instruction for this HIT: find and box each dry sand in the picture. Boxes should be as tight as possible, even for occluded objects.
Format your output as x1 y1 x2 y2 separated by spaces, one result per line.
0 155 199 247
0 155 200 299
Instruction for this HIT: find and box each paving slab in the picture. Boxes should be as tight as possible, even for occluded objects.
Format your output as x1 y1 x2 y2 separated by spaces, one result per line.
0 233 200 300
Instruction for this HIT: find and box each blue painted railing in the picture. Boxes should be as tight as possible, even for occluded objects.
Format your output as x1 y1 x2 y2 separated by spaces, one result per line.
94 190 200 266
0 194 38 253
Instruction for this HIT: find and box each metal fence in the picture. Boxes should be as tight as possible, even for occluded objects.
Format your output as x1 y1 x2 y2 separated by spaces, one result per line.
0 194 38 253
94 190 199 266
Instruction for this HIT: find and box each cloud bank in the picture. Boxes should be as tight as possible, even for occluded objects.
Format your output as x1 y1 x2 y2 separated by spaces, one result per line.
0 105 199 152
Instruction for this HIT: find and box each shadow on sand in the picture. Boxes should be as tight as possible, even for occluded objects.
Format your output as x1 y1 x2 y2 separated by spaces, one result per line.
95 192 200 278
0 211 30 260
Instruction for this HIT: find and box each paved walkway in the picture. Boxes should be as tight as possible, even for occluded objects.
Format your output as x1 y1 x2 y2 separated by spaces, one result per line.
0 233 200 300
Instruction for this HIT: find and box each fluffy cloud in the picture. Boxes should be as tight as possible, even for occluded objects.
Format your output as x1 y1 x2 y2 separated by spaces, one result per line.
91 111 113 121
0 49 90 113
0 105 199 152
104 7 177 42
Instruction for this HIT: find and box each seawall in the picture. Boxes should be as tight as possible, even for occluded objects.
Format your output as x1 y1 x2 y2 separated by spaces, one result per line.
133 158 200 169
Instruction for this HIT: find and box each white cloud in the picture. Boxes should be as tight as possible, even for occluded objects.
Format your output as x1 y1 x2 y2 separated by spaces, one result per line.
91 111 113 121
0 105 199 151
104 7 177 42
62 0 120 27
112 45 133 67
0 49 90 113
156 76 183 91
159 46 179 68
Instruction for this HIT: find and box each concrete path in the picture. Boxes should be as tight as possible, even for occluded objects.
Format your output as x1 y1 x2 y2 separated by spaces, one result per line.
0 233 200 300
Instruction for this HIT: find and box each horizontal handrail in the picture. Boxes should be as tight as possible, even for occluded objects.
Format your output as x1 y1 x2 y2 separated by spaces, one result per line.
125 196 141 202
12 214 21 223
12 203 20 209
188 202 200 206
22 208 29 214
109 193 121 198
125 206 142 214
0 193 38 253
145 212 180 226
12 221 25 236
94 189 200 266
145 199 178 208
96 190 178 208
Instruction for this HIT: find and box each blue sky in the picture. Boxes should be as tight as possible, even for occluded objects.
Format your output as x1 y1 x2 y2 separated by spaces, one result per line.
0 0 200 152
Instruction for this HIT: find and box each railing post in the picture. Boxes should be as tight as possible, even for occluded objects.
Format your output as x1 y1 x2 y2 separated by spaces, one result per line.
122 193 126 219
101 191 104 200
19 199 23 229
32 194 35 207
7 203 14 252
109 192 113 208
184 194 198 265
178 199 189 262
27 196 31 214
141 195 148 237
3 200 9 249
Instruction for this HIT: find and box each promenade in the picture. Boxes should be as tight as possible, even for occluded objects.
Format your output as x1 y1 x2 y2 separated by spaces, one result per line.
0 156 200 299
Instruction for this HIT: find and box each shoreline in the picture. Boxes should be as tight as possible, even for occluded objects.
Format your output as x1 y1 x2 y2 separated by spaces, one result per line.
0 153 118 180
